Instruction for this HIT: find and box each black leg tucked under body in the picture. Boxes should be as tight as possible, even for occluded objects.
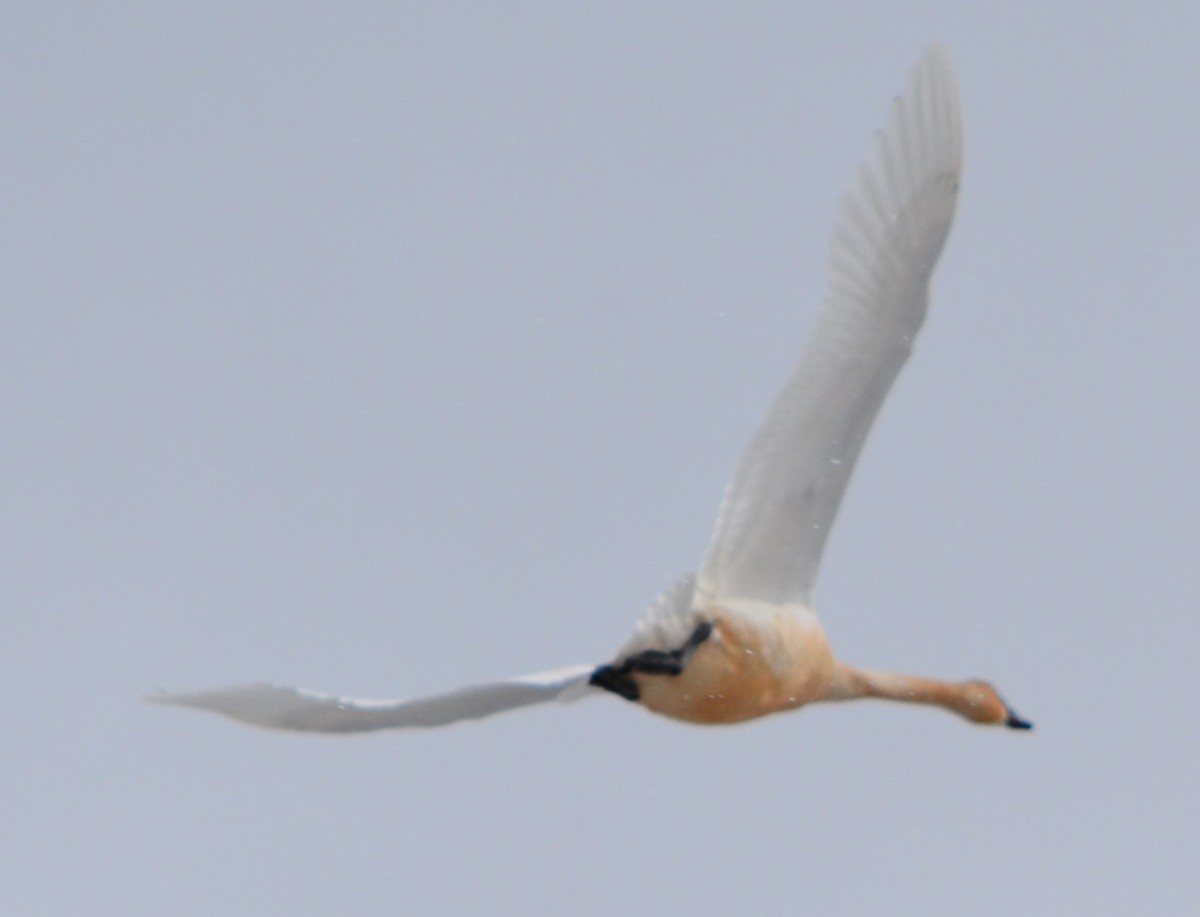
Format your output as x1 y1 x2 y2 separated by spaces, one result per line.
589 621 714 703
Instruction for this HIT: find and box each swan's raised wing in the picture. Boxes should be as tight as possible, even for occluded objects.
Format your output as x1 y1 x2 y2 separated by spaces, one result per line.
149 665 596 733
696 46 964 609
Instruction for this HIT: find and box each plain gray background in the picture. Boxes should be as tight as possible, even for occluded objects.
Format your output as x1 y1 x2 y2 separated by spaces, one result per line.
4 3 1197 914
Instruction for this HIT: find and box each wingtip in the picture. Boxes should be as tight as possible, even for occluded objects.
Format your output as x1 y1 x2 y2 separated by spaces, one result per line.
145 690 214 713
922 42 954 68
906 42 961 102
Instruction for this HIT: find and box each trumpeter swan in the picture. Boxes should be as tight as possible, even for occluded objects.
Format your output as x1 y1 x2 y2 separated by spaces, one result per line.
152 46 1031 734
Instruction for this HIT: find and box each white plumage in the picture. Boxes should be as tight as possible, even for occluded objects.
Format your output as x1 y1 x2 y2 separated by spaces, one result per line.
152 47 1013 734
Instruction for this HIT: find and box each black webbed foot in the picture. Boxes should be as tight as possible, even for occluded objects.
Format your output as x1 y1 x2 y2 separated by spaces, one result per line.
589 621 714 702
589 665 640 701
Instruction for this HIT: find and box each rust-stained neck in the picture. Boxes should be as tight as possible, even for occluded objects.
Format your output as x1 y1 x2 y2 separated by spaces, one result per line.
825 664 1031 728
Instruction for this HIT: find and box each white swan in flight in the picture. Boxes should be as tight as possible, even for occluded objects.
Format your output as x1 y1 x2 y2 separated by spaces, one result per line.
153 46 1031 734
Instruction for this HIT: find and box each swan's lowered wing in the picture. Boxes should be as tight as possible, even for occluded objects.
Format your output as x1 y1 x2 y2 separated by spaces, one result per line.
150 665 597 733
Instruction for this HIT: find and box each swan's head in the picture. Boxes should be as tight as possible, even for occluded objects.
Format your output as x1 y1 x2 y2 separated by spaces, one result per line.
960 680 1033 730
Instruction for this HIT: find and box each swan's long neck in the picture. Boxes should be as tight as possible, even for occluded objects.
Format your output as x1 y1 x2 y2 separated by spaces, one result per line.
824 663 1014 726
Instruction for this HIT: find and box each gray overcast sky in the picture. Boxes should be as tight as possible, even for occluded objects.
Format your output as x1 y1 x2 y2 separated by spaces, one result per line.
4 3 1197 915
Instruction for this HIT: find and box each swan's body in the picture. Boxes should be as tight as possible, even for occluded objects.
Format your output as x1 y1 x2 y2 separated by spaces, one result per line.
632 602 836 725
153 46 1031 734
